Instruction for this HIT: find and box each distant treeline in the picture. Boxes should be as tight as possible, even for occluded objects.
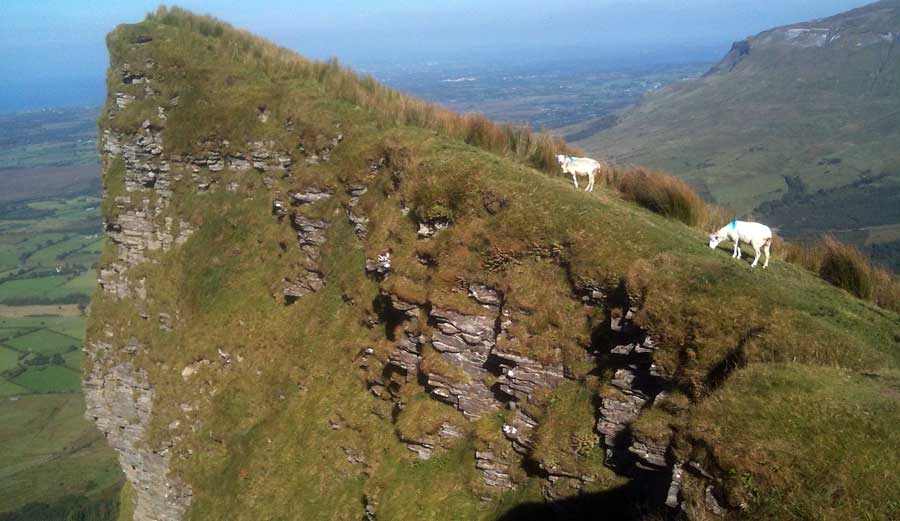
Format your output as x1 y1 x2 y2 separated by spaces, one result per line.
0 293 91 306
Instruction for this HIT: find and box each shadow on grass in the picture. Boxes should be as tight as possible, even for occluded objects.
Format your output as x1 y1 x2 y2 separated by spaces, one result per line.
496 471 677 521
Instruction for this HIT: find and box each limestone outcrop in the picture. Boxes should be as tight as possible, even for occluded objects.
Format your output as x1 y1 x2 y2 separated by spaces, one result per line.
83 342 191 520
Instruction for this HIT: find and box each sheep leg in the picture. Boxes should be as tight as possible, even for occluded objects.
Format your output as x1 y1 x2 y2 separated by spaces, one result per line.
572 174 578 189
751 246 761 268
733 240 740 258
586 173 593 192
763 242 771 268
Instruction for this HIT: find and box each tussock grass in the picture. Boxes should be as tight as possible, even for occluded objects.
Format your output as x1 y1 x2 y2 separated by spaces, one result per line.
529 382 621 485
819 236 875 300
777 236 900 312
394 392 465 442
601 165 708 227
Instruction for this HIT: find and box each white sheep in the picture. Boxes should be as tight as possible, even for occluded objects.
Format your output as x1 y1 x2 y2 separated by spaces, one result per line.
708 221 773 268
557 154 602 192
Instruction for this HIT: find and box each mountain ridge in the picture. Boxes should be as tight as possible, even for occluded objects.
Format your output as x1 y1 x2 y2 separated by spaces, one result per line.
86 8 900 520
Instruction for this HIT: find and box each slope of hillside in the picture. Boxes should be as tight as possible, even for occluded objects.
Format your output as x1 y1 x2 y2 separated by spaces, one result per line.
572 0 900 268
87 8 900 521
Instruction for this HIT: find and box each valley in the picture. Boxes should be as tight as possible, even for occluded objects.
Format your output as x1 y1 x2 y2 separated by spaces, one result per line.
570 0 900 271
0 108 121 520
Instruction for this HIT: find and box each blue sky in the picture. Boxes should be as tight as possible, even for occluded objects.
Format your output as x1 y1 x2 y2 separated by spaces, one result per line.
0 0 876 112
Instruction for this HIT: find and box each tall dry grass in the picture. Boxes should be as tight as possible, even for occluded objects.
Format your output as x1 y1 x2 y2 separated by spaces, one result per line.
819 236 875 300
778 237 900 311
600 166 712 227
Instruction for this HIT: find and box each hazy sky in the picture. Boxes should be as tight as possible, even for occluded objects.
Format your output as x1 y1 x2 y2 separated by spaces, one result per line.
0 0 876 112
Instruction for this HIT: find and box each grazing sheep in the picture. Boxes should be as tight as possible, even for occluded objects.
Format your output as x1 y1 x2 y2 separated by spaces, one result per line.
557 154 602 192
709 220 773 268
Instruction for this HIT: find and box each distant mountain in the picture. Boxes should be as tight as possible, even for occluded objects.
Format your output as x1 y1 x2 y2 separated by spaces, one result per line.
573 0 900 270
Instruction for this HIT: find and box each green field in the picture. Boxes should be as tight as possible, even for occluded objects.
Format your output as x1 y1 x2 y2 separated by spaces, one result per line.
12 365 81 393
0 191 101 306
0 394 121 514
0 347 21 373
6 328 80 355
62 349 81 370
0 380 28 397
0 316 86 339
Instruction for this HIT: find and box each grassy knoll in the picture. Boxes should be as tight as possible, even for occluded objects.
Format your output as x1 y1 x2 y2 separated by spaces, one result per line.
687 365 900 520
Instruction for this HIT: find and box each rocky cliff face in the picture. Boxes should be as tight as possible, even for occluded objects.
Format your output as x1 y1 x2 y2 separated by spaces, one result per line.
86 50 695 515
85 71 194 517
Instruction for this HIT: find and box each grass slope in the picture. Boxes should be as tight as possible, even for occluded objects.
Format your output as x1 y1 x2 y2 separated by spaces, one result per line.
93 8 900 521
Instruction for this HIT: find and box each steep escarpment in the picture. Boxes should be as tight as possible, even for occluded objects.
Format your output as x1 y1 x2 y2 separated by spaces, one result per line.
86 8 900 521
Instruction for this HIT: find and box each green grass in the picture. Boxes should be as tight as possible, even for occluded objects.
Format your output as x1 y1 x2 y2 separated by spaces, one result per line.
688 364 900 520
0 380 27 397
63 349 82 371
0 275 91 305
0 346 21 372
115 482 136 521
0 317 86 340
0 393 122 514
83 9 900 521
25 235 101 267
530 382 621 485
12 365 80 393
0 328 29 343
61 270 99 294
0 190 100 310
6 329 80 355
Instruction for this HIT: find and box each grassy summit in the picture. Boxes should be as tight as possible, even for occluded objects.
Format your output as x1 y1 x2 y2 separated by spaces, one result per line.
92 8 900 520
